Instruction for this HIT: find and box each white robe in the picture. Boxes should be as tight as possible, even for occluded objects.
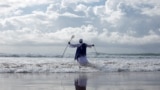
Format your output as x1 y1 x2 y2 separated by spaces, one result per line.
77 56 89 66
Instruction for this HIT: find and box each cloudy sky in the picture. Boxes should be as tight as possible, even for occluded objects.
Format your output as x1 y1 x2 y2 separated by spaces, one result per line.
0 0 160 55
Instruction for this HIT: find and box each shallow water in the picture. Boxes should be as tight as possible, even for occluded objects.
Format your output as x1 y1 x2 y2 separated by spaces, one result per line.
0 72 160 90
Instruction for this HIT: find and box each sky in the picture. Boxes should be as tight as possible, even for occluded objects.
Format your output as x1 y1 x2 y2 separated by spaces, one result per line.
0 0 160 55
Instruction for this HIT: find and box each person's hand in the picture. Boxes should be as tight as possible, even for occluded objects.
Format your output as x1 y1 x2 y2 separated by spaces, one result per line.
68 42 70 44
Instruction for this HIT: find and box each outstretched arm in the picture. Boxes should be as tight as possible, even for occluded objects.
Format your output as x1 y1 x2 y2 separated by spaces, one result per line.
68 42 81 48
87 44 94 48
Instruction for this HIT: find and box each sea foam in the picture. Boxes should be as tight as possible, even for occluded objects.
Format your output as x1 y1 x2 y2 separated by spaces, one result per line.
0 57 160 73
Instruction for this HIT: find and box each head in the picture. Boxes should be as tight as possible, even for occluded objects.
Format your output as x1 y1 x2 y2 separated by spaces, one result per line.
79 39 83 43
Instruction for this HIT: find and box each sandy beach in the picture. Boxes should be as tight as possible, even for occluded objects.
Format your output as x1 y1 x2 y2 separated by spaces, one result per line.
0 72 160 90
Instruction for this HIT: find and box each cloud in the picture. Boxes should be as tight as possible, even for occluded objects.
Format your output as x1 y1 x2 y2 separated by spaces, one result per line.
142 6 160 16
0 0 53 17
99 29 160 45
93 0 160 37
0 25 97 45
0 24 159 46
0 0 160 53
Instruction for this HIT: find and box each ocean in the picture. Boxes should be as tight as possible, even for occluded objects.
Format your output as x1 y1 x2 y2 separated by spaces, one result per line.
0 53 160 90
0 53 159 73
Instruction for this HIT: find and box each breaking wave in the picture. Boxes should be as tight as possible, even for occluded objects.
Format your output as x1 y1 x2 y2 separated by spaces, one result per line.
0 53 160 59
0 57 160 73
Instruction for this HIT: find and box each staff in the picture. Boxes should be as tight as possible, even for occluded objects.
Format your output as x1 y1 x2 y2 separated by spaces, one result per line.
62 35 75 57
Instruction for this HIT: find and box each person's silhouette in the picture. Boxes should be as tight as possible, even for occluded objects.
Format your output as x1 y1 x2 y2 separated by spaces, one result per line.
74 74 87 90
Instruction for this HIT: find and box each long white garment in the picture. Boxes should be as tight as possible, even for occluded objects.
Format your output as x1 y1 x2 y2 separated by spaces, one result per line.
77 56 89 66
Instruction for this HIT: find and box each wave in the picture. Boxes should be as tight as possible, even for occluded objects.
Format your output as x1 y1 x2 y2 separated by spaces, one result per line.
0 58 160 73
0 53 160 59
0 53 62 58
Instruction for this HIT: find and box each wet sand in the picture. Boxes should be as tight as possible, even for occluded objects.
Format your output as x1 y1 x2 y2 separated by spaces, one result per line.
0 72 160 90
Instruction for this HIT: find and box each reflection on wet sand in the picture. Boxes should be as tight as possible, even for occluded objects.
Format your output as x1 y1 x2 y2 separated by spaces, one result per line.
74 73 87 90
0 72 160 90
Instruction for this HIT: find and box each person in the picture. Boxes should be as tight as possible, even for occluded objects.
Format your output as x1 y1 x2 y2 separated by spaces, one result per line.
68 39 94 66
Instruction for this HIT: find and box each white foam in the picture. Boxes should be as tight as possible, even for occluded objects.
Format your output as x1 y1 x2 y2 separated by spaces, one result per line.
0 57 160 73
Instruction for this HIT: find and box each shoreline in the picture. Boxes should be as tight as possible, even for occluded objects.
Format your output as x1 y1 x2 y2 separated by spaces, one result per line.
0 72 160 90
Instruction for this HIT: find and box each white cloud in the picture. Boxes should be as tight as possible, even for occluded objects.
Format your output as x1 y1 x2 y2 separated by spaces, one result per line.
0 24 159 46
61 12 82 18
75 4 87 12
98 30 160 45
1 0 53 7
0 28 61 45
142 6 160 16
0 25 98 45
0 0 54 17
93 0 124 24
0 0 160 53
